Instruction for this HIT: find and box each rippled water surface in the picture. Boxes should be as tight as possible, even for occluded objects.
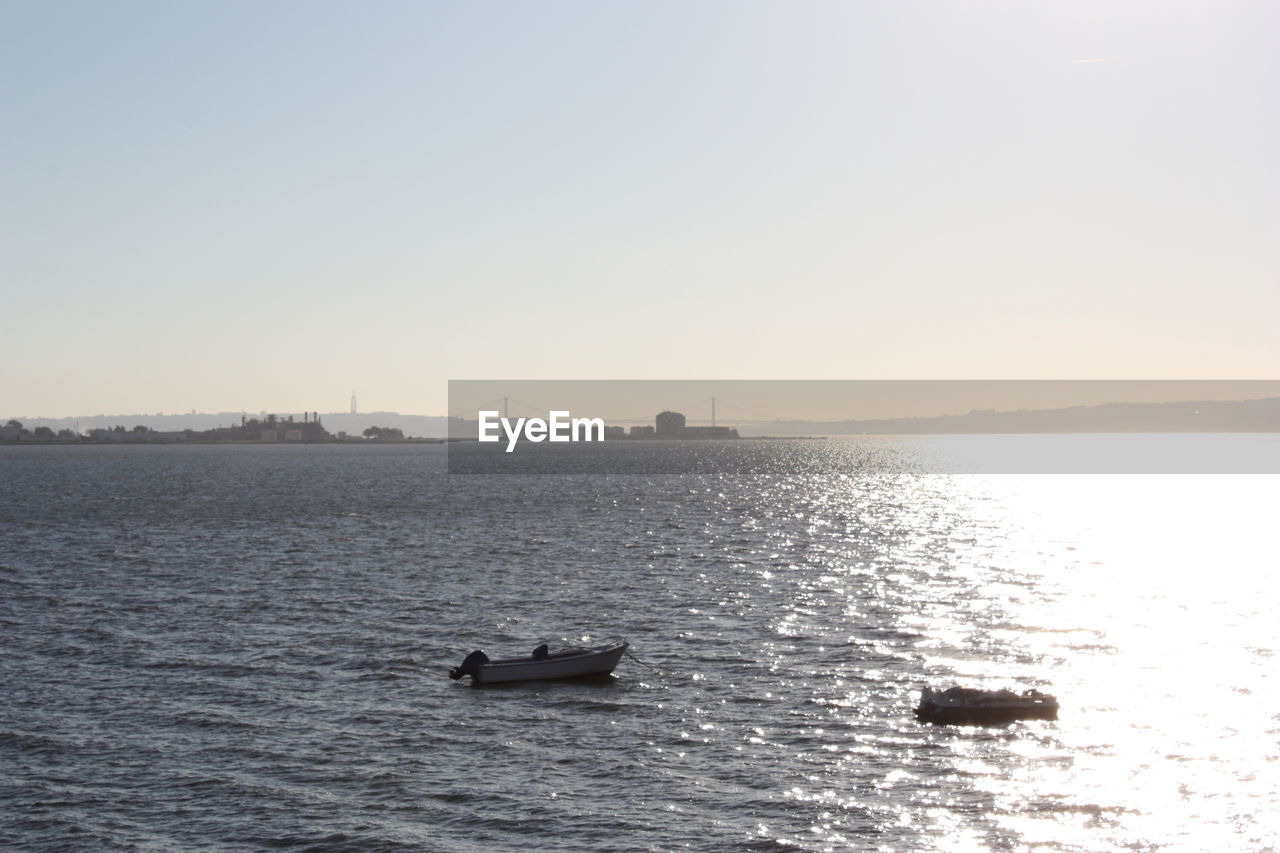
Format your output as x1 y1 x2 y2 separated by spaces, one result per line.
2 442 1278 851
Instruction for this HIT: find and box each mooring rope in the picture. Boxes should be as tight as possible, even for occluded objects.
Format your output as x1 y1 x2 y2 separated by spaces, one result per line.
624 647 663 674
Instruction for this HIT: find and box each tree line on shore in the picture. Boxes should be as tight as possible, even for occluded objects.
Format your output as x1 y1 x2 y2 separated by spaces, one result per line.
2 419 409 442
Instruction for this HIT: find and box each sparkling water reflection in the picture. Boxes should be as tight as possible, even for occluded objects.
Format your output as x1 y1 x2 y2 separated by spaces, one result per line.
1 443 1276 851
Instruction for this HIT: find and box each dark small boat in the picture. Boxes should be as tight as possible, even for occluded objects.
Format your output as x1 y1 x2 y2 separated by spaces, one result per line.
449 638 628 684
915 685 1059 725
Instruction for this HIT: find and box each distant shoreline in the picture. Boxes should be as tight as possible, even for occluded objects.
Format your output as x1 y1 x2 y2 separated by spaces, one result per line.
0 437 462 446
8 432 1280 449
5 397 1279 443
0 435 829 446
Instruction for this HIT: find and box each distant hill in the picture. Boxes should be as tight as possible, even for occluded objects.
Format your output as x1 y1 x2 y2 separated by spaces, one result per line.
736 397 1280 436
2 411 462 438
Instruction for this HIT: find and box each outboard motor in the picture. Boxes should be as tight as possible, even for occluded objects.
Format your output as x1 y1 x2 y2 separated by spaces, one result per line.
449 650 490 680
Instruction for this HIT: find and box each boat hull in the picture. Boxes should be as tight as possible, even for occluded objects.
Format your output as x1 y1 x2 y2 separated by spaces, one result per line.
471 641 628 684
914 703 1058 726
915 685 1058 726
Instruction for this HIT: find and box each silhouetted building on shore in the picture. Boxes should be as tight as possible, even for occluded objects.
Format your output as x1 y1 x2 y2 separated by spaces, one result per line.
655 410 686 437
614 410 739 440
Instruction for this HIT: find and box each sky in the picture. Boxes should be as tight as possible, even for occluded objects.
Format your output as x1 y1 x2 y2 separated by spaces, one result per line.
3 1 1277 418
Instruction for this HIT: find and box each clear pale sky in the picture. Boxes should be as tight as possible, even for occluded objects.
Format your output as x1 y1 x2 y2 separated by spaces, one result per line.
3 1 1276 418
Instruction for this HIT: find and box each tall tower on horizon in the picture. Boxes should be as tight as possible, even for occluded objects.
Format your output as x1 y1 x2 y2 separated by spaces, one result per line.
350 391 357 415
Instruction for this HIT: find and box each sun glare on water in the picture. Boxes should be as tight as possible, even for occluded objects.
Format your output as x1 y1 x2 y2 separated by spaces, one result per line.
947 475 1280 850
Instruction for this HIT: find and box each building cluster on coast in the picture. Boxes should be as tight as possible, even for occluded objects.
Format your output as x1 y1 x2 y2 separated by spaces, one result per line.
3 408 741 444
1 413 377 444
602 410 739 440
84 413 332 443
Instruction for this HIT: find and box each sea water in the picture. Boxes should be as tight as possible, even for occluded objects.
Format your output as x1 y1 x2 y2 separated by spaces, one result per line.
2 441 1278 851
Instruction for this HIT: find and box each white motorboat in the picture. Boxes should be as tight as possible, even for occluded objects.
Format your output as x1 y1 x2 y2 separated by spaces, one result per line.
915 685 1059 725
449 638 628 684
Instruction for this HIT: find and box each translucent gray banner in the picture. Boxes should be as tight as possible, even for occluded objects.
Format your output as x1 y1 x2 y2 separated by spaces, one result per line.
447 380 1280 474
